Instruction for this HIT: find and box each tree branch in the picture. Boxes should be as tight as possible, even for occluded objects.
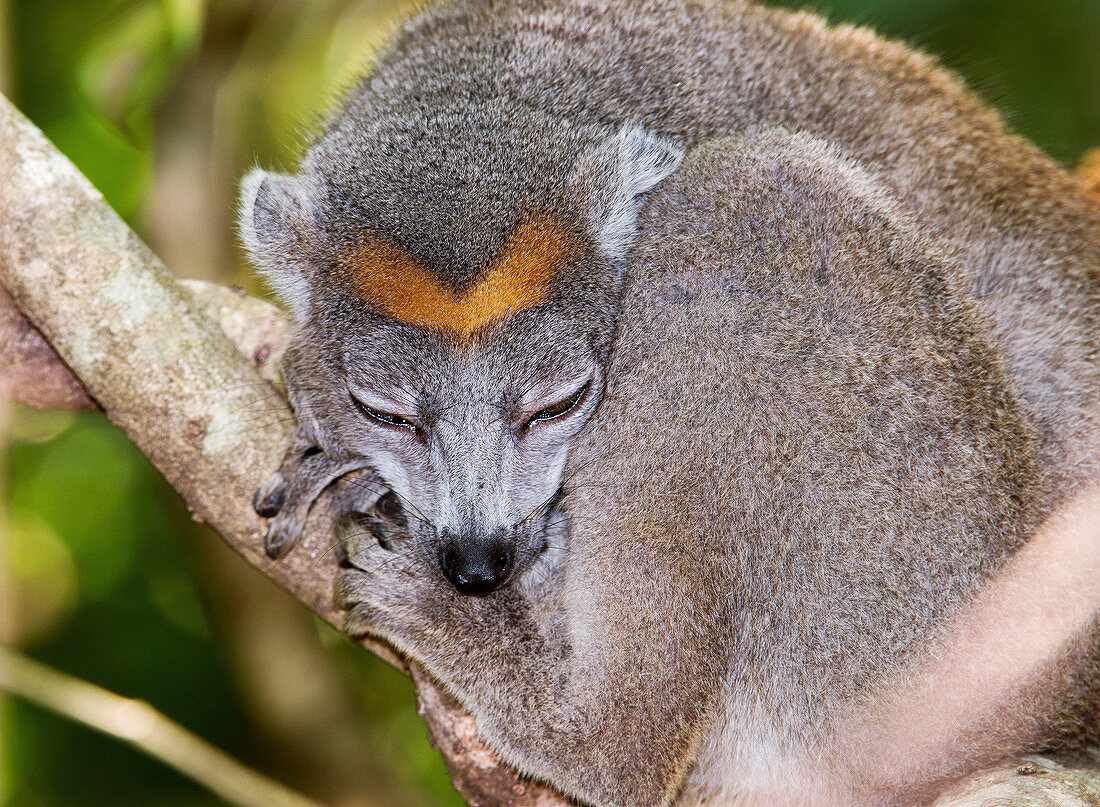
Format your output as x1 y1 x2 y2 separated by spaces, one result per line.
0 644 326 807
0 283 97 410
0 91 391 663
0 91 568 807
1 91 1096 807
0 277 288 410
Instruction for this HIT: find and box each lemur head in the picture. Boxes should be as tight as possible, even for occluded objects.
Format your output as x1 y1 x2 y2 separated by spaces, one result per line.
241 110 681 596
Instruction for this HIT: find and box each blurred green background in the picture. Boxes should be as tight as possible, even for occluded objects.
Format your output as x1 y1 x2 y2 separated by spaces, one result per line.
0 0 1097 805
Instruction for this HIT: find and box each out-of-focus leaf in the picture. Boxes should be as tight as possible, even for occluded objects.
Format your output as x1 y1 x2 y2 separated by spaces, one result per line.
43 111 152 220
219 0 419 167
4 507 79 646
78 0 203 133
12 0 159 219
146 565 211 640
6 410 75 447
0 698 12 804
164 0 206 51
8 418 141 601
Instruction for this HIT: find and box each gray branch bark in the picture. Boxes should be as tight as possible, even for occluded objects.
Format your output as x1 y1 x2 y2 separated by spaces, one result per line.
0 92 1096 807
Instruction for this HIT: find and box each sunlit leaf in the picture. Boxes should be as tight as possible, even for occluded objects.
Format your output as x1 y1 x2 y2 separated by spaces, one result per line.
78 1 190 129
4 507 79 646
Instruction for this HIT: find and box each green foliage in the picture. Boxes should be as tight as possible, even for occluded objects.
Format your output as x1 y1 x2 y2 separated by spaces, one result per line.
4 412 242 806
10 0 195 218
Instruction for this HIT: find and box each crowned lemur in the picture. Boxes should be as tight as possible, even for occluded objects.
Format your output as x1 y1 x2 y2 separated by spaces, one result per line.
238 1 1100 805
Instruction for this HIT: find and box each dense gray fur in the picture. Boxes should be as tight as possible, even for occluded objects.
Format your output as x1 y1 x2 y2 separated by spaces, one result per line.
240 1 1100 805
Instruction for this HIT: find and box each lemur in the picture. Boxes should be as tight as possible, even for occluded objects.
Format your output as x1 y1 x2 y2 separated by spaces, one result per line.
239 2 1100 804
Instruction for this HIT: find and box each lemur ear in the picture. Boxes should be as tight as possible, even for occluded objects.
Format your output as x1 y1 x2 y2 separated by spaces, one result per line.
238 168 318 315
569 126 684 263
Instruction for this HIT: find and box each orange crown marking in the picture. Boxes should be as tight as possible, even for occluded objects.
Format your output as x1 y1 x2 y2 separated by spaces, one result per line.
345 214 576 337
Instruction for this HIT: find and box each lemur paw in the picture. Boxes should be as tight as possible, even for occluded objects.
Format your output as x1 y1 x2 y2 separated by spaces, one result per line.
327 479 457 650
331 475 571 655
253 428 372 559
332 488 440 648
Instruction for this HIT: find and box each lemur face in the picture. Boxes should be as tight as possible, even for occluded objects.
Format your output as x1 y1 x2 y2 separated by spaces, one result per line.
243 124 683 586
315 213 607 595
337 320 604 596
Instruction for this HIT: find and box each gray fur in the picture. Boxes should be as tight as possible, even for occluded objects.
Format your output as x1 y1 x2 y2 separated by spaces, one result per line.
240 1 1100 804
580 126 686 262
239 169 320 315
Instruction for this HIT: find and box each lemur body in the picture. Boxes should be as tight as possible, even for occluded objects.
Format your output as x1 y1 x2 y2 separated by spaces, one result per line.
240 2 1100 805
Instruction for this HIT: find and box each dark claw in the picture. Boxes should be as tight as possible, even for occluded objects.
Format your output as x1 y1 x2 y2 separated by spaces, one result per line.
264 522 292 559
252 429 368 560
334 535 350 568
332 482 408 570
375 490 404 523
253 485 286 518
333 511 364 549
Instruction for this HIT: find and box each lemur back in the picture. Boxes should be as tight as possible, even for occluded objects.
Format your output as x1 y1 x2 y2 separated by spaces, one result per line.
585 130 1096 804
241 1 1100 805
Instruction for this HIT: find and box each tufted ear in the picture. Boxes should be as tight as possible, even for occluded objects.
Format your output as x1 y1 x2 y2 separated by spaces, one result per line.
238 168 319 316
569 125 684 264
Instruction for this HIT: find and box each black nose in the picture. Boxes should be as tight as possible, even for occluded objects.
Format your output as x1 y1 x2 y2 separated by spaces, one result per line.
440 537 513 596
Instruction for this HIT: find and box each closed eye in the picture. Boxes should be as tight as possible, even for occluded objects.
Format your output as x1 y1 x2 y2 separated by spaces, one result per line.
351 396 420 434
525 382 590 430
